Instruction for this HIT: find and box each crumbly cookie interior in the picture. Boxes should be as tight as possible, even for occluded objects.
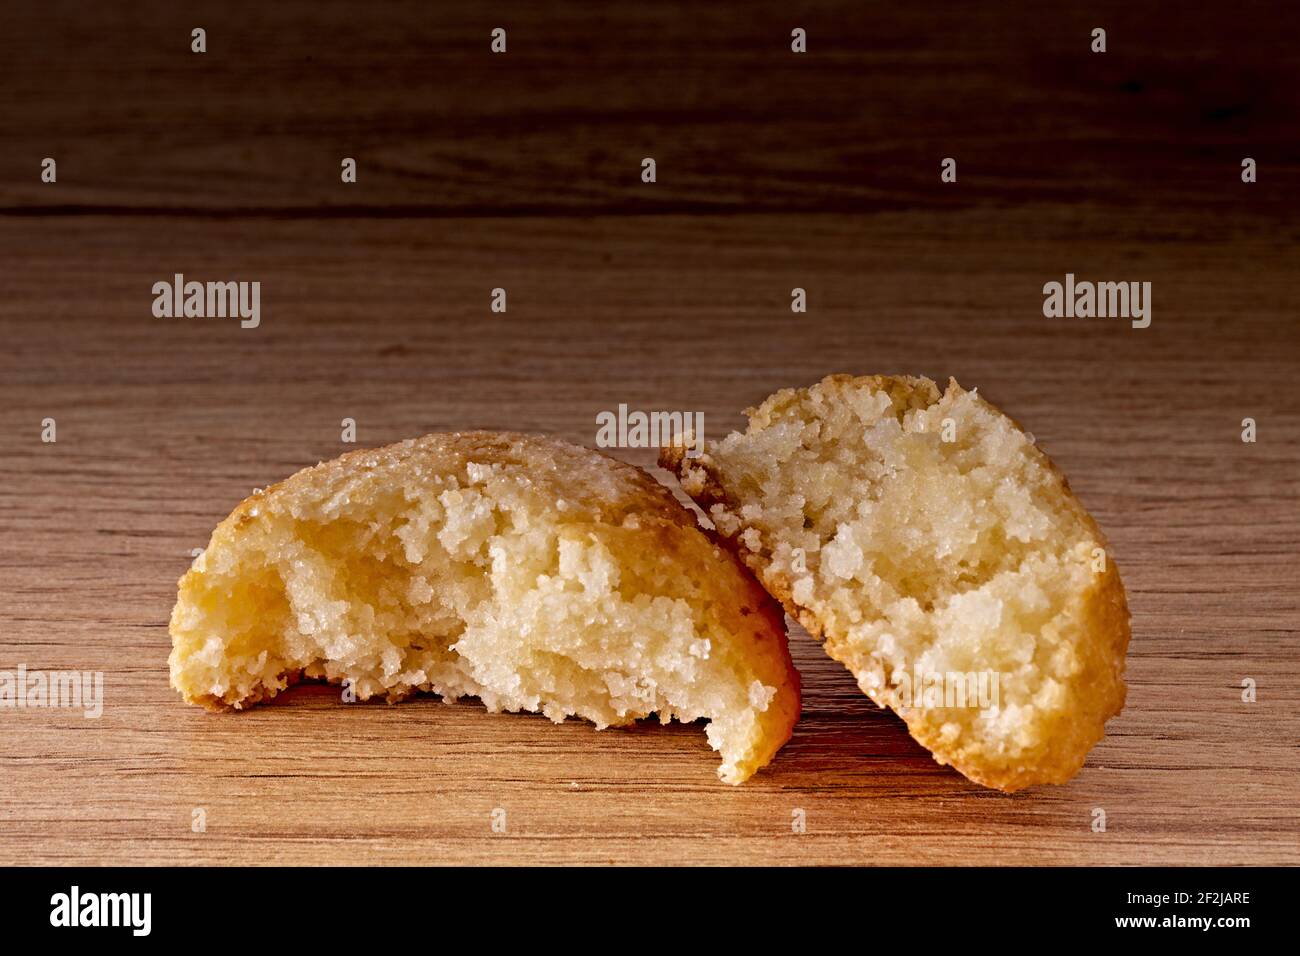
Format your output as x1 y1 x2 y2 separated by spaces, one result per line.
673 377 1127 788
170 437 795 784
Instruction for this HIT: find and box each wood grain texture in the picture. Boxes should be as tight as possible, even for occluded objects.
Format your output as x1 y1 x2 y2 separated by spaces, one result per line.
1 1 1297 866
2 1 1297 217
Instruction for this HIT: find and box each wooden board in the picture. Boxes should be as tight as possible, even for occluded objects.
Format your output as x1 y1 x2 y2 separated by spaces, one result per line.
1 1 1297 866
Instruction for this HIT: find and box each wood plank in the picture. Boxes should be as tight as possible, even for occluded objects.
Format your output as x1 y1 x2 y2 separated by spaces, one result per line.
2 209 1296 864
1 1 1296 216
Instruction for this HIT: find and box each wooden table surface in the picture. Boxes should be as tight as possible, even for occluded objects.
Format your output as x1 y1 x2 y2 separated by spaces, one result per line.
1 2 1297 866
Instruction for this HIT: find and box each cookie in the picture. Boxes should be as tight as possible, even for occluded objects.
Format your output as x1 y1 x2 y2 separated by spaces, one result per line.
170 431 799 784
661 375 1129 791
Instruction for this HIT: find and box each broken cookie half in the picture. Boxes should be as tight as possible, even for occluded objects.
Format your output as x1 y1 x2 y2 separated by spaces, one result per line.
662 375 1129 791
170 432 799 784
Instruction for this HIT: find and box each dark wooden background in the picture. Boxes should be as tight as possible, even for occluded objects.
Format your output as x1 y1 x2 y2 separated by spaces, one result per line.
0 1 1296 865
